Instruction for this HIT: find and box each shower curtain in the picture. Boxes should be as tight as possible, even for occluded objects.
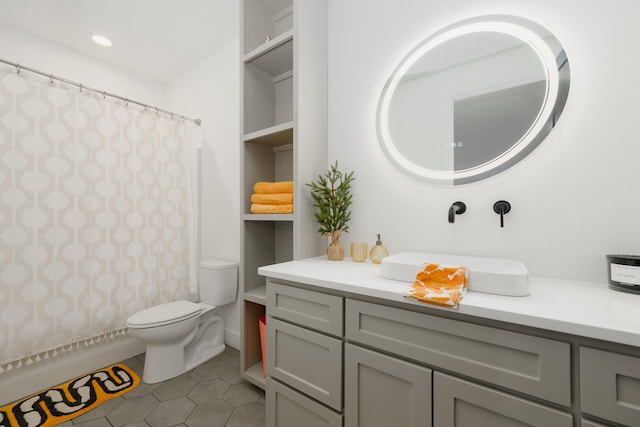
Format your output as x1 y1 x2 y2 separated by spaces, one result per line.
0 66 199 372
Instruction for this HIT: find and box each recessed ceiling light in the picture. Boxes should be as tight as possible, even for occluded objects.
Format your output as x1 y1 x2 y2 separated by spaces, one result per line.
92 35 112 47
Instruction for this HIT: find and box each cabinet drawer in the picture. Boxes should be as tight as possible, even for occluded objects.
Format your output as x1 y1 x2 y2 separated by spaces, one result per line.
434 373 573 426
580 347 640 427
267 317 343 410
267 280 343 336
266 379 343 427
345 299 570 405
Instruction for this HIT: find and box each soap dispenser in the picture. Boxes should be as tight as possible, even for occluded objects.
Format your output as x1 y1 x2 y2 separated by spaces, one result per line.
369 234 389 264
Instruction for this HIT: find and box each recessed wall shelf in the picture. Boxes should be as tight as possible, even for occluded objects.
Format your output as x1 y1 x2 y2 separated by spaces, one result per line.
240 0 327 392
243 30 293 75
243 214 294 221
243 121 294 146
244 360 266 388
244 286 267 305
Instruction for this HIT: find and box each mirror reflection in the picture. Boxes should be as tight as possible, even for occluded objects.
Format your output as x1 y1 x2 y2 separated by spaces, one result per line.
377 16 570 185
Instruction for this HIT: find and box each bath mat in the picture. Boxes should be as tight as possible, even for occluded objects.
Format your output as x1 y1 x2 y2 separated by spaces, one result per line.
0 364 139 427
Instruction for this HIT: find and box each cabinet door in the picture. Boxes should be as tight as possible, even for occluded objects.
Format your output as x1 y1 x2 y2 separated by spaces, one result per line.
267 378 343 427
267 317 343 410
580 346 640 427
434 373 572 427
345 343 432 427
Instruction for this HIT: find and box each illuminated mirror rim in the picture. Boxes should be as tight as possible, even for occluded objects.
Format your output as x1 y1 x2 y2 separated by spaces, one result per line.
376 15 568 185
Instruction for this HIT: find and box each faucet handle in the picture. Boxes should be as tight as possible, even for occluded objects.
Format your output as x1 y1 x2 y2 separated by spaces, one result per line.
493 200 511 228
448 201 466 223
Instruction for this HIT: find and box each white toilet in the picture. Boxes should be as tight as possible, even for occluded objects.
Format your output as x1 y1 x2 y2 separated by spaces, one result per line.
127 260 237 384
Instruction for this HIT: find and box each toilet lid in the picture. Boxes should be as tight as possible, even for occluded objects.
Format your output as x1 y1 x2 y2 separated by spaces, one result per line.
127 300 202 328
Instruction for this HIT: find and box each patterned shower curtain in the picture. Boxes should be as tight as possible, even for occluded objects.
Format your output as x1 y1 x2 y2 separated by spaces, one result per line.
0 66 194 372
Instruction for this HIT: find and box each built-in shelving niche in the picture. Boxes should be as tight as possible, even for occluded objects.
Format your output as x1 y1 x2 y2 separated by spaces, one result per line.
240 0 326 391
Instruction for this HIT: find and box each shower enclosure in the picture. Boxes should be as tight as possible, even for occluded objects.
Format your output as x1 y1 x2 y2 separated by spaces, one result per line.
0 61 200 374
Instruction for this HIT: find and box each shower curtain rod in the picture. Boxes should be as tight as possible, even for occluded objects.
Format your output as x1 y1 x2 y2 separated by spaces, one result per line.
0 57 202 126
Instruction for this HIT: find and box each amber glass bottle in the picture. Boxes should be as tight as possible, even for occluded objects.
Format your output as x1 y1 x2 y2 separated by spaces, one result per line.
369 234 389 264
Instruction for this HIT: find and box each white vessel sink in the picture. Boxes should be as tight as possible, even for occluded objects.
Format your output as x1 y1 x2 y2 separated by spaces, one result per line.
381 252 529 296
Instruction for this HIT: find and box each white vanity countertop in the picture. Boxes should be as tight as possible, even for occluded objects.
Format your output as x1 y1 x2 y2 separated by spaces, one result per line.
258 257 640 348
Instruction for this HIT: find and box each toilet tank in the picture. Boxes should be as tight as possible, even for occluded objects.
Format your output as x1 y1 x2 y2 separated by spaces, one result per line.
199 260 238 305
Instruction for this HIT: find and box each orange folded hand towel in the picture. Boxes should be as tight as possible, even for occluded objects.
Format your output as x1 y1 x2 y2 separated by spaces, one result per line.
251 193 294 205
407 263 468 309
250 203 293 214
253 181 293 194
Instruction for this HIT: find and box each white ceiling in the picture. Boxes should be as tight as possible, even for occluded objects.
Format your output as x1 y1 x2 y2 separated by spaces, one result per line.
0 0 237 83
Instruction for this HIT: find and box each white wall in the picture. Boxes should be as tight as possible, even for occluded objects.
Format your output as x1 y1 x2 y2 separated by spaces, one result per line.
0 23 165 107
328 0 640 283
165 7 241 349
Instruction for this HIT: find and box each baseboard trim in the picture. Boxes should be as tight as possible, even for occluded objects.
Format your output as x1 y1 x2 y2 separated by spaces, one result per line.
224 328 240 350
1 329 241 404
0 336 145 405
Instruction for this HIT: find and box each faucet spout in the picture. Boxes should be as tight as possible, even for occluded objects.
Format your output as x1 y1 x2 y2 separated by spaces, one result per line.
493 200 511 227
448 201 466 223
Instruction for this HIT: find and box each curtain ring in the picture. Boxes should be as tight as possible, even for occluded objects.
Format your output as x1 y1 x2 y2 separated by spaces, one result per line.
125 98 129 106
49 75 54 85
102 91 106 99
15 64 20 74
79 84 83 93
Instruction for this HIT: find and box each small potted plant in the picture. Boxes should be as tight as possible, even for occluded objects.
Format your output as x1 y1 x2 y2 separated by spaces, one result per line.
306 161 355 261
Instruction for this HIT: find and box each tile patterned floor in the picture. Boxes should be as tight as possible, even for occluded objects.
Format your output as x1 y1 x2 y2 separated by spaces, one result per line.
57 347 265 427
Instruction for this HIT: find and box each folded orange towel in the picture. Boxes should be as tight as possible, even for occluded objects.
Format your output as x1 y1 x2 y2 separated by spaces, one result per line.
250 203 293 214
251 193 294 205
407 263 468 309
253 181 293 194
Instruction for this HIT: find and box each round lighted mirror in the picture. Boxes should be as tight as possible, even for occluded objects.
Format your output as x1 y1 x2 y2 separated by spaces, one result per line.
376 16 570 185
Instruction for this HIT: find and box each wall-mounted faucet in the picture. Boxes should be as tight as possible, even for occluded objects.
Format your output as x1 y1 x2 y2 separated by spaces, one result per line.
448 201 466 223
493 200 511 228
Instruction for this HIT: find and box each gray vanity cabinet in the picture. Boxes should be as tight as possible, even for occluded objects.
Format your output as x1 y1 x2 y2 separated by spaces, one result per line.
266 281 344 410
267 281 343 337
580 421 612 427
344 343 432 427
266 378 342 427
580 346 640 427
267 317 342 410
433 373 572 426
266 281 344 427
265 278 640 427
344 299 573 427
345 299 571 406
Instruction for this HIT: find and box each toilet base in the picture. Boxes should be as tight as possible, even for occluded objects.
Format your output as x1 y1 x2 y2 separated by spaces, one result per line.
143 335 193 384
141 312 226 384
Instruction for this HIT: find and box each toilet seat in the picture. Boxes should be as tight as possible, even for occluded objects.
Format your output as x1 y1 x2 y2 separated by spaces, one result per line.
127 300 202 329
